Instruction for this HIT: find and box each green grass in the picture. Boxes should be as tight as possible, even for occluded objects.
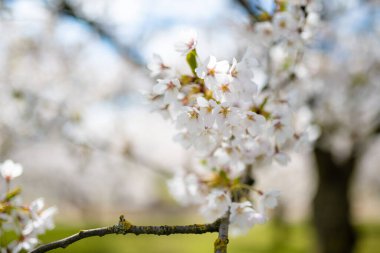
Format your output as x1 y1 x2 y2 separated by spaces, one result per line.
38 221 380 253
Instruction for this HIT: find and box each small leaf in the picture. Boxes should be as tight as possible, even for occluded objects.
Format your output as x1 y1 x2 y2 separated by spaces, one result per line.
186 49 198 76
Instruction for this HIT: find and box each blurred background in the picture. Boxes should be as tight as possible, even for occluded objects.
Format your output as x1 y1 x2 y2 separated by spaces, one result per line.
0 0 379 252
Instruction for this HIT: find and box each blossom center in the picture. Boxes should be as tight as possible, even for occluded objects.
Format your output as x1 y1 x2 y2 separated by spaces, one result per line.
208 68 216 77
220 84 230 93
279 20 287 29
219 106 230 118
166 81 176 90
188 110 199 119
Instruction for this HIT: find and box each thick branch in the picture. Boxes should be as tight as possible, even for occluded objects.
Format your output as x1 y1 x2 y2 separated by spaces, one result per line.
30 215 221 253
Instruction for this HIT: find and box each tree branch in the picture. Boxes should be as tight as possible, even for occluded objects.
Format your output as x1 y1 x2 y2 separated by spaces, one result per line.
234 0 257 20
30 215 221 253
51 0 143 66
214 212 230 253
234 0 272 23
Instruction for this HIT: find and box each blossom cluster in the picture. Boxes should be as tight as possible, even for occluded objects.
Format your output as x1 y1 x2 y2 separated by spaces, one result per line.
0 160 56 252
301 10 380 160
148 1 318 234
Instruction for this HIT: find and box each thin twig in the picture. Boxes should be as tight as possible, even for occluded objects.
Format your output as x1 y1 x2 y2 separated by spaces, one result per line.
30 215 221 253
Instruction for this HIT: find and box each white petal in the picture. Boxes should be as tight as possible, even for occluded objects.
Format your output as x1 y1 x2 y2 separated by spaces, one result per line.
207 56 217 69
197 97 209 107
274 152 290 166
215 60 230 74
153 83 167 94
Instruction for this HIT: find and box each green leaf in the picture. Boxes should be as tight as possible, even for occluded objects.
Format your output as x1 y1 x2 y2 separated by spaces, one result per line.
186 49 198 76
259 97 269 111
5 187 21 202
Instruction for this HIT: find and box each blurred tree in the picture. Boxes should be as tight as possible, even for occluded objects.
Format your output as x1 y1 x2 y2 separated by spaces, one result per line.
307 3 380 252
235 1 380 253
313 143 357 253
0 0 157 219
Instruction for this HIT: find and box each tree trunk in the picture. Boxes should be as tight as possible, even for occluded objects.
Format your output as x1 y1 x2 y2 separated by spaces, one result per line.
313 146 357 253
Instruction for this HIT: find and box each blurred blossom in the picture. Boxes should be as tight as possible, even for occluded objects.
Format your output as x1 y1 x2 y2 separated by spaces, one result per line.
0 160 56 252
0 160 23 181
200 189 231 222
229 201 266 235
147 54 170 77
174 29 198 55
260 190 281 209
300 4 380 160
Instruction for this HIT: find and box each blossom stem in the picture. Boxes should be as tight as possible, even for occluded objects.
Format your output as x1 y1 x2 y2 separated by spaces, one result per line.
30 215 221 253
5 180 10 193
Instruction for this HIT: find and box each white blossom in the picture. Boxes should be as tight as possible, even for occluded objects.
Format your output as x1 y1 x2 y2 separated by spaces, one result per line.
0 161 56 252
200 189 231 222
194 128 220 156
152 79 181 104
243 112 266 136
255 22 274 45
23 206 57 236
174 29 198 55
230 201 266 235
147 54 170 77
11 237 39 252
269 119 294 146
273 12 298 38
167 172 203 205
176 107 201 133
214 102 240 136
0 160 23 181
197 97 217 129
173 131 193 149
195 56 230 89
261 190 281 209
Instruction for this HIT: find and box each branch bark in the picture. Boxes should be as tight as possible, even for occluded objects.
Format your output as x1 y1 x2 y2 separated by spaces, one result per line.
30 215 221 253
214 212 230 253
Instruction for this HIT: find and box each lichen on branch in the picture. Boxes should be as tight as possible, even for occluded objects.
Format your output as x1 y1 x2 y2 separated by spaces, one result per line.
30 215 221 253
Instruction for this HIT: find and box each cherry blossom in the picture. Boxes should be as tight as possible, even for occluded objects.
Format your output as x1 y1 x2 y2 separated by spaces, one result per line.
167 172 203 206
261 190 281 209
200 189 231 222
0 160 23 181
273 12 298 38
230 201 266 235
174 29 198 55
195 56 230 89
147 54 170 77
152 79 181 104
0 160 56 252
148 0 317 234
